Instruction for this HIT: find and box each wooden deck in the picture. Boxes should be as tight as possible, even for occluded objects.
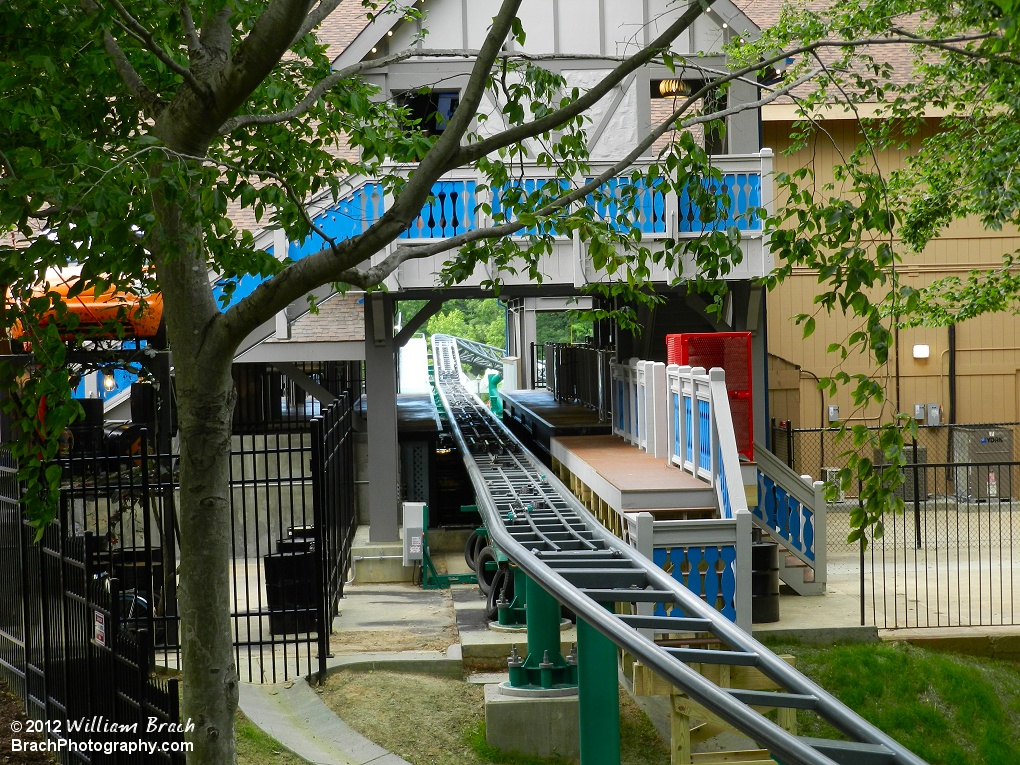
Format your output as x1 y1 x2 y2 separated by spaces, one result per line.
551 435 715 515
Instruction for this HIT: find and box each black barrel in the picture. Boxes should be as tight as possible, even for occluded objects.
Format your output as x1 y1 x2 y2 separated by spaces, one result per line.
750 541 780 623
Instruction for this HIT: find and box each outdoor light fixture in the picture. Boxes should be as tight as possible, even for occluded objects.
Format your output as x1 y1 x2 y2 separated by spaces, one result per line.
658 78 688 97
912 344 931 360
102 369 116 392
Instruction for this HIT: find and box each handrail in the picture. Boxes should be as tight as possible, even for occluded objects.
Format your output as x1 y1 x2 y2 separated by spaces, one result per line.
754 441 827 572
432 335 927 765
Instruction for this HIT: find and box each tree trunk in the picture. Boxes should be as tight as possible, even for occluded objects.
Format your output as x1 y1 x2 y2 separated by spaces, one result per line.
150 172 240 765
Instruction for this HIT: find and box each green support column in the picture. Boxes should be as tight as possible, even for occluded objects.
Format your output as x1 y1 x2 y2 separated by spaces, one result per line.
577 612 620 765
507 573 577 689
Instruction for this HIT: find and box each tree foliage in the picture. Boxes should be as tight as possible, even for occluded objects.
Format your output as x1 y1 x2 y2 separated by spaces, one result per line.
5 0 1020 760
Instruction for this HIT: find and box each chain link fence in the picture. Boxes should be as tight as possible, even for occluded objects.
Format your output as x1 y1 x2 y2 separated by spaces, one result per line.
770 420 1020 550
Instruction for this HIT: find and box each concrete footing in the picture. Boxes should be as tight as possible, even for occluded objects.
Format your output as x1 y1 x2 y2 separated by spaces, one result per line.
484 683 579 760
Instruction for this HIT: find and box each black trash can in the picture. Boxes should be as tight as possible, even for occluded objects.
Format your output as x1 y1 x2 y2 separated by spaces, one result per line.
750 541 780 624
264 551 317 634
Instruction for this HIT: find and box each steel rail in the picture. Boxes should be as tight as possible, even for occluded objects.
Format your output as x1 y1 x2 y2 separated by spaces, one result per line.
431 335 927 765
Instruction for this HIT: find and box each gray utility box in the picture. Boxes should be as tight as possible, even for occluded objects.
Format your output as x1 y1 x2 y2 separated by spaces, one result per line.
952 427 1013 500
873 446 928 501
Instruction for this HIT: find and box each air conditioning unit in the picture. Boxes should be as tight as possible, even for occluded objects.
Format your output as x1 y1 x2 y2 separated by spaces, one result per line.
821 467 845 502
873 446 928 501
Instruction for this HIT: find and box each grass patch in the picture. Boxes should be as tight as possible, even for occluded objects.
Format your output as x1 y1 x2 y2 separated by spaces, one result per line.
237 710 310 765
763 640 1020 765
318 670 669 765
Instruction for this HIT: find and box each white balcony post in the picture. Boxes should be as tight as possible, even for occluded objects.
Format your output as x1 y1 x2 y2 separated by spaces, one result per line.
649 361 668 460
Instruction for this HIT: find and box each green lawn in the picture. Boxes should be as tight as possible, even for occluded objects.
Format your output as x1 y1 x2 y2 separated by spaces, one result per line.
763 640 1020 765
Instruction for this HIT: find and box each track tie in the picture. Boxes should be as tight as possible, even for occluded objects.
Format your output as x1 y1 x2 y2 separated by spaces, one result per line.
616 614 713 632
664 647 759 666
724 689 818 710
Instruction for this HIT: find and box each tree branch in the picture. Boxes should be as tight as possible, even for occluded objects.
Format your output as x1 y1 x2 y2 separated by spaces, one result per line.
179 1 203 58
105 0 207 95
219 47 476 134
293 0 344 46
214 0 316 122
101 28 164 111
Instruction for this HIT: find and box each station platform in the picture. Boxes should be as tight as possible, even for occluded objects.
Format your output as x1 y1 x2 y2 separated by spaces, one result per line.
499 389 612 464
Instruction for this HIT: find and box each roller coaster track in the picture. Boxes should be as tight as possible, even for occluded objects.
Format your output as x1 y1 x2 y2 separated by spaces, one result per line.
432 335 926 765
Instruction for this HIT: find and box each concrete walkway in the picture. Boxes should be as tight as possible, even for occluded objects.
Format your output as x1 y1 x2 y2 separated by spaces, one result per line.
240 679 411 765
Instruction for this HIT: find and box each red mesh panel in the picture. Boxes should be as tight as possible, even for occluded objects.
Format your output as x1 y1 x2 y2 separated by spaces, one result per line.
728 394 753 461
665 332 753 460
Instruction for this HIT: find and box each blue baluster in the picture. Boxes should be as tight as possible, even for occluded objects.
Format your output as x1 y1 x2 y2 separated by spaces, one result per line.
789 496 803 553
702 547 721 612
720 545 738 621
803 508 815 563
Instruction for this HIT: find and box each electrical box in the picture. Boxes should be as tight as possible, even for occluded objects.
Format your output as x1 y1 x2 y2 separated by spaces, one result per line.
402 502 426 566
926 403 941 427
913 404 925 422
952 428 1013 501
827 405 840 423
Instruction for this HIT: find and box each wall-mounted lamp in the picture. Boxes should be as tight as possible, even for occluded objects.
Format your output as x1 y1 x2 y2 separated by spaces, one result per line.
102 369 117 392
657 79 689 97
912 344 930 360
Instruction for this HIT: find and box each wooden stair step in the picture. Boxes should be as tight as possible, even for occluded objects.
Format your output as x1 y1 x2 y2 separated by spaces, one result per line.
691 750 772 764
626 506 717 521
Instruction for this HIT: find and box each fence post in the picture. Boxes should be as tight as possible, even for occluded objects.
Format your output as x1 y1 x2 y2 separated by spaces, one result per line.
735 508 752 632
310 412 328 682
634 513 655 640
812 481 827 590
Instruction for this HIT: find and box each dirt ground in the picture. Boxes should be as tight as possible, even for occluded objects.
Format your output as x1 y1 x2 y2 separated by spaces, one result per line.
317 669 669 765
0 678 57 765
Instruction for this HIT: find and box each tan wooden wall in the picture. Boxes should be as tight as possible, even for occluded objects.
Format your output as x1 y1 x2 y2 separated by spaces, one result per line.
764 118 1020 428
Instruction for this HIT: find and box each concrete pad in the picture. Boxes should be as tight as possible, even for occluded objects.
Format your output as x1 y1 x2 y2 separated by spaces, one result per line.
337 584 453 633
484 683 579 760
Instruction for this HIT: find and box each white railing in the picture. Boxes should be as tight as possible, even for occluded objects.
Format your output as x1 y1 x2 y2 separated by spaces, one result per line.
610 362 754 628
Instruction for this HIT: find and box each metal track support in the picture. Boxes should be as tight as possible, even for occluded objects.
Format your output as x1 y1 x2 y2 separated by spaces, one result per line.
508 573 576 689
578 611 621 765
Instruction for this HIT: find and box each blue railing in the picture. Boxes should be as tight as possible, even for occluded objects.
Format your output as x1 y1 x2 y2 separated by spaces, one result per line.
718 443 733 520
755 473 816 563
678 173 762 233
400 180 476 239
653 545 738 622
586 176 668 234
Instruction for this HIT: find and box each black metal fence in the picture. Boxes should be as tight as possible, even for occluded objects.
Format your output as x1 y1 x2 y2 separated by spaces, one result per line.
860 459 1020 629
771 420 1020 548
0 447 187 763
530 342 547 388
542 343 615 420
0 361 359 751
228 393 357 682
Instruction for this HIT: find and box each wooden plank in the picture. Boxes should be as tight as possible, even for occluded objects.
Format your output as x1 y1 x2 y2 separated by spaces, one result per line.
690 751 771 764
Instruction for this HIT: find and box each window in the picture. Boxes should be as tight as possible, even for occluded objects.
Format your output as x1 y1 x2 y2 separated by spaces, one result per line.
395 89 460 135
